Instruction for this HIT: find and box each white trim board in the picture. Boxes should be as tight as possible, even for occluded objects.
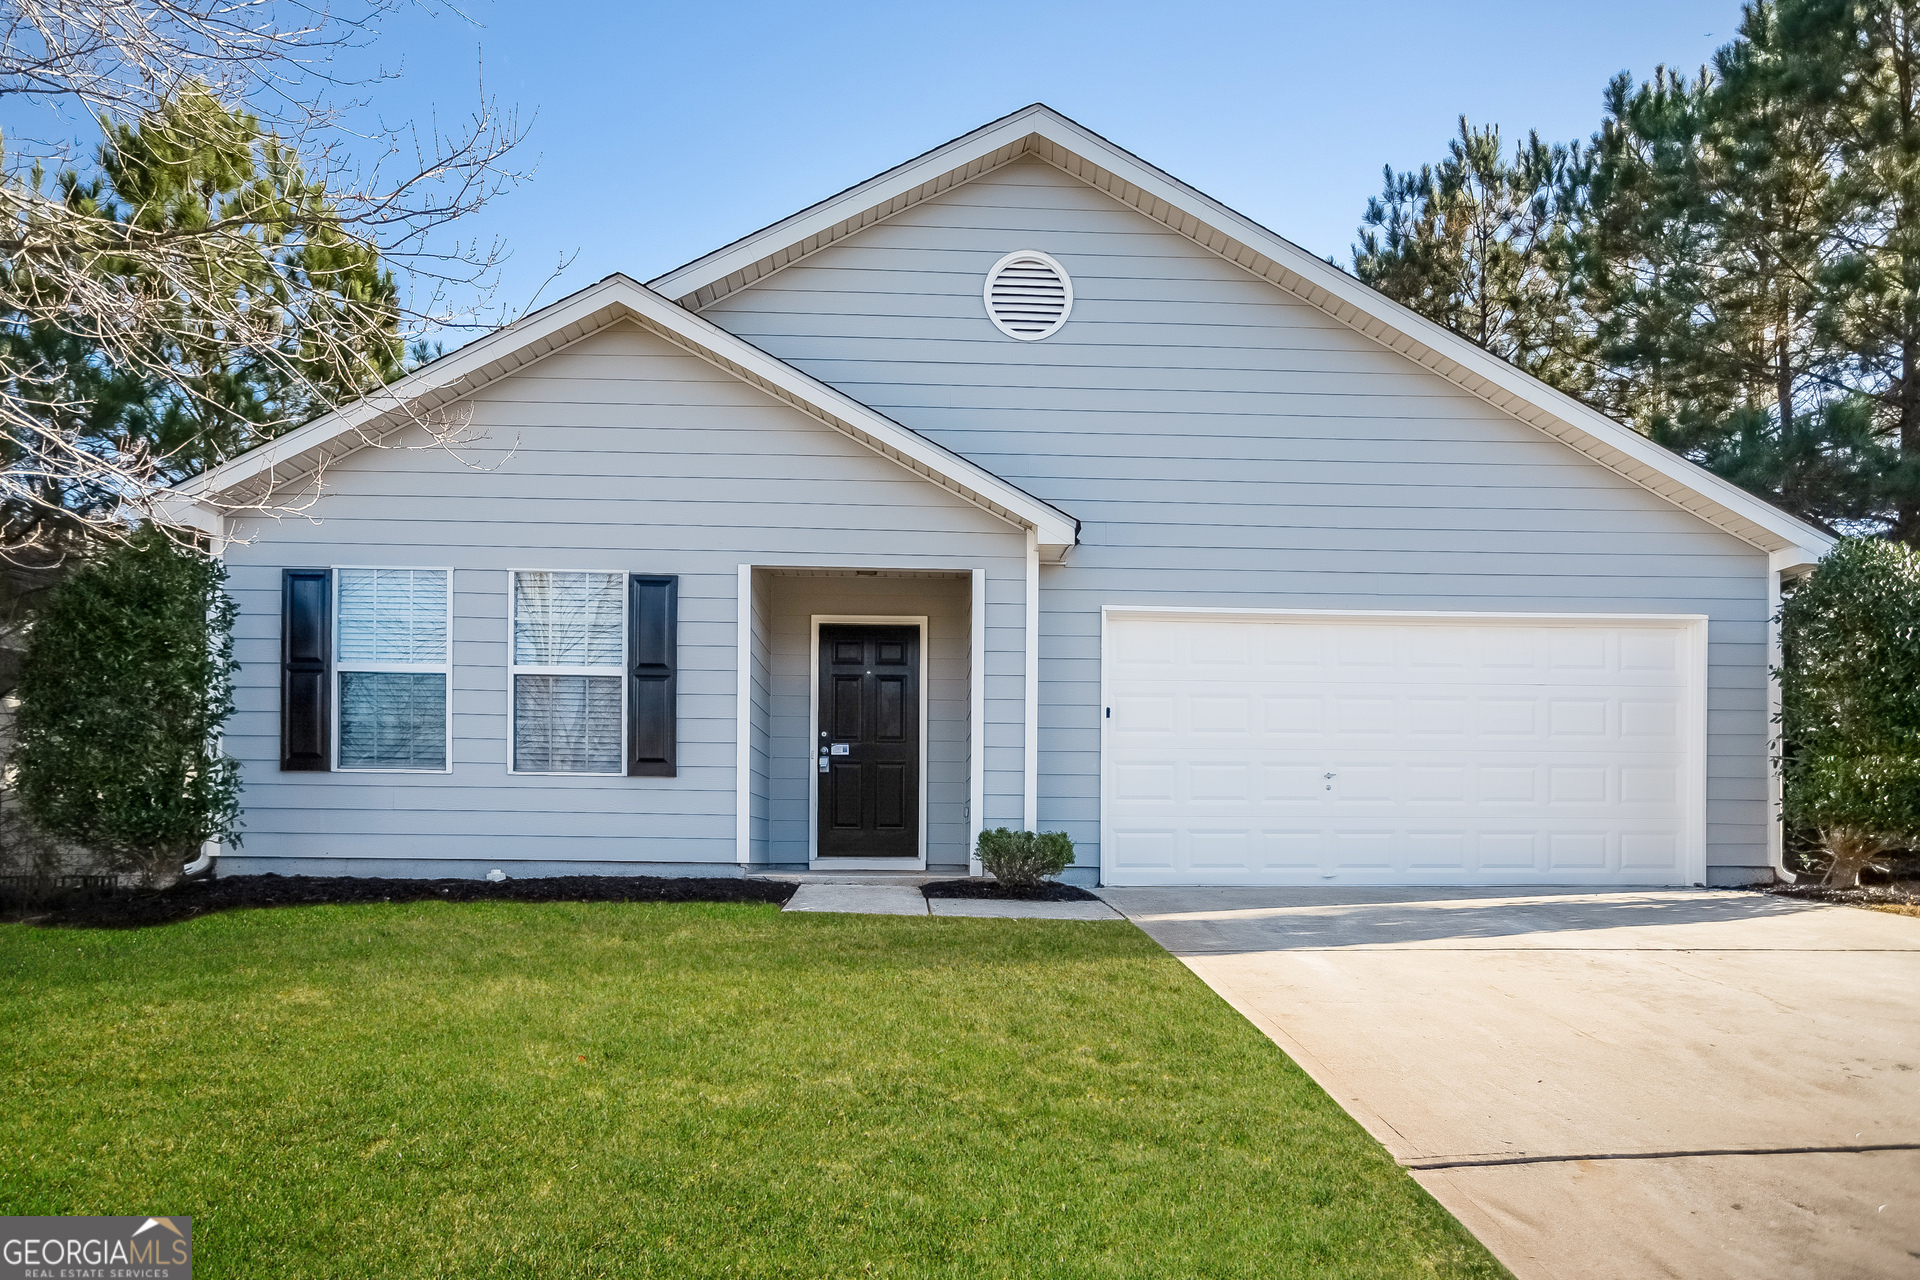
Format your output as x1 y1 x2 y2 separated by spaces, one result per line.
1023 528 1039 831
1097 604 1710 888
652 103 1831 562
969 568 986 877
736 564 754 865
808 615 931 871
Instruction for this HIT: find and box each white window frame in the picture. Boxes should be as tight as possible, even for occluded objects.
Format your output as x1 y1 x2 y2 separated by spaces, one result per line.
506 569 628 777
332 565 455 775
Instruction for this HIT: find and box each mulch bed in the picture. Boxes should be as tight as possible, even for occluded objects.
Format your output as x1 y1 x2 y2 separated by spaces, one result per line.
921 878 1100 902
4 873 796 930
1754 880 1920 914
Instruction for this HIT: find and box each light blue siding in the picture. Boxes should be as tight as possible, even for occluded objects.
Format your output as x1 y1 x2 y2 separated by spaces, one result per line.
702 157 1775 879
219 322 1029 875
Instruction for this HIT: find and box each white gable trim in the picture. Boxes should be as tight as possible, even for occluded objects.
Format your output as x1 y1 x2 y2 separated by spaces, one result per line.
651 104 1832 560
164 274 1078 557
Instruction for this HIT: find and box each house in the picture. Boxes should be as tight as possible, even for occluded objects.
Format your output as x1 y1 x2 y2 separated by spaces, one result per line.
162 105 1833 888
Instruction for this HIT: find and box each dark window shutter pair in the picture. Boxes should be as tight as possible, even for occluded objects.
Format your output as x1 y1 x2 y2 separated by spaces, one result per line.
282 569 678 777
281 569 331 770
627 575 678 777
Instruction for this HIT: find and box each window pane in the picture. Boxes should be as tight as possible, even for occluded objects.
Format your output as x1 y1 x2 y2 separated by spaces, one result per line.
514 572 623 667
339 672 447 769
514 674 621 773
338 569 448 663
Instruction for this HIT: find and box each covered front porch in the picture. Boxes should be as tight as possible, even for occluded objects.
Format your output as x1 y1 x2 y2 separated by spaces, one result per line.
734 564 1032 875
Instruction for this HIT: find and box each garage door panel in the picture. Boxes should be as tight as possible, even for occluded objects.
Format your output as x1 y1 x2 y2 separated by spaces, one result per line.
1407 830 1468 869
1621 831 1681 870
1260 830 1321 870
1104 615 1701 886
1188 829 1251 870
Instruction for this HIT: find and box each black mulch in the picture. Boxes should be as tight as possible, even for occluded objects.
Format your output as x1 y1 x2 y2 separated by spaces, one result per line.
920 878 1100 902
5 873 796 930
1752 880 1920 912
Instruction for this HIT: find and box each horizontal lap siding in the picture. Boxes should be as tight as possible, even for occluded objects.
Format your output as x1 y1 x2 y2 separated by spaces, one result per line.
703 157 1774 879
220 321 1028 874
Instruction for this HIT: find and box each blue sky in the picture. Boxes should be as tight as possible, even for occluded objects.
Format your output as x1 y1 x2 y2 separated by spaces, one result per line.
327 0 1738 328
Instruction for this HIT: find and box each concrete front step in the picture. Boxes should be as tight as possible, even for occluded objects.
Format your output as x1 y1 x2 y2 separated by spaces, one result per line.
780 882 1124 920
782 884 928 914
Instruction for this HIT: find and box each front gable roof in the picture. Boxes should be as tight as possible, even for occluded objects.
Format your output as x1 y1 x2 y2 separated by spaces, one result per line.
651 104 1833 562
164 274 1079 556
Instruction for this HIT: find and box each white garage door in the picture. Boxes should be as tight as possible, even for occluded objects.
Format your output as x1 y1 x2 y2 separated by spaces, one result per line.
1102 612 1703 886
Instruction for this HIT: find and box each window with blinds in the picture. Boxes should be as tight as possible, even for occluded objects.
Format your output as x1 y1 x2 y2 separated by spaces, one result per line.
334 568 452 771
510 571 625 774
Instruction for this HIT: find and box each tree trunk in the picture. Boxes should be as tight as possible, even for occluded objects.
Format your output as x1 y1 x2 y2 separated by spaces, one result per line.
1820 826 1888 888
1777 325 1794 443
1900 335 1920 542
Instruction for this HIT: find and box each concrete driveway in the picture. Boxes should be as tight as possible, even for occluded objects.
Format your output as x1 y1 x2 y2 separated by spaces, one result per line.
1099 886 1920 1280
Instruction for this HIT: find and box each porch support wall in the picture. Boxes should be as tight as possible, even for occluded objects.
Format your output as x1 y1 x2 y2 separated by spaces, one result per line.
734 564 1026 873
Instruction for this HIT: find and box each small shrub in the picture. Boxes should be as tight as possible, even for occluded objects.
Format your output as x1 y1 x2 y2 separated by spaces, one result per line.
1777 537 1920 887
975 827 1074 889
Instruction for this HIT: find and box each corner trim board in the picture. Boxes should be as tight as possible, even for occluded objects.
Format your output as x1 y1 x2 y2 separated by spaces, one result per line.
737 564 752 865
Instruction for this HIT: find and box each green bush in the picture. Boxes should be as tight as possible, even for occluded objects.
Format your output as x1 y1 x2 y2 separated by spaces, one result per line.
975 827 1075 889
11 529 241 885
1778 537 1920 887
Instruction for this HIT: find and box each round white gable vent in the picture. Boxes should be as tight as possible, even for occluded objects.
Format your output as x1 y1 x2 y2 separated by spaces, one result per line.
984 250 1073 340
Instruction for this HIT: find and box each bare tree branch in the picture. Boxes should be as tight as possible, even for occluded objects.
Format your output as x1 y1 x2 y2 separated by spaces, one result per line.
0 0 528 559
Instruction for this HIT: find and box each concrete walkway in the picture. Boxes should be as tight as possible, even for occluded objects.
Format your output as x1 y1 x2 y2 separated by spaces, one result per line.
1100 886 1920 1280
781 883 1121 920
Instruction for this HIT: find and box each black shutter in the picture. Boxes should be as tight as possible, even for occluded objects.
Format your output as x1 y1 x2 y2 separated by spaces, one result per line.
281 569 331 771
627 574 678 777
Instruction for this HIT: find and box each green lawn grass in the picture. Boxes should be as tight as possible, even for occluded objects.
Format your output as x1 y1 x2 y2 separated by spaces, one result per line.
0 902 1506 1278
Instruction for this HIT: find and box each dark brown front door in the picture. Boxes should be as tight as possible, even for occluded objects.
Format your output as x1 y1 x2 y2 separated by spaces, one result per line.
817 624 919 858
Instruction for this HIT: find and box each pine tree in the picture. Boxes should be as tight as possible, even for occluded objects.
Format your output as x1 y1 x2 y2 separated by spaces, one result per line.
1779 0 1920 540
1581 67 1721 434
1353 118 1591 394
1350 1 1920 541
1 88 409 547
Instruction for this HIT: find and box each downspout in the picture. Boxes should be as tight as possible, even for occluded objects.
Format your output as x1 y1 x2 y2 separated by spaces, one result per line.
1768 548 1821 886
183 519 228 881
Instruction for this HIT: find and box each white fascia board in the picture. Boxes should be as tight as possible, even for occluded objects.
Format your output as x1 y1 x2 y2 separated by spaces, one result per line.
1771 547 1823 576
166 275 1076 554
653 104 1834 559
151 491 224 536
